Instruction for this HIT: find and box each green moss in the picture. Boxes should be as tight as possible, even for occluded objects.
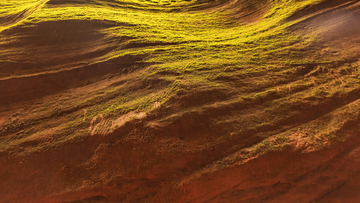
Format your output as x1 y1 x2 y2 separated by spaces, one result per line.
2 0 360 155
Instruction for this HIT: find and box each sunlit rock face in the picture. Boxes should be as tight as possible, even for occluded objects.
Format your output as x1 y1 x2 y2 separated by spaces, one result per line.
1 0 360 202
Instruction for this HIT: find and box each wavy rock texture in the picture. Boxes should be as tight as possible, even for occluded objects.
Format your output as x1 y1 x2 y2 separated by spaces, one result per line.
0 0 360 202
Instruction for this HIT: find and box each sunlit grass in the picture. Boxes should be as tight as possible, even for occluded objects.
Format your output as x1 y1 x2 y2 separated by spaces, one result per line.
0 0 40 17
